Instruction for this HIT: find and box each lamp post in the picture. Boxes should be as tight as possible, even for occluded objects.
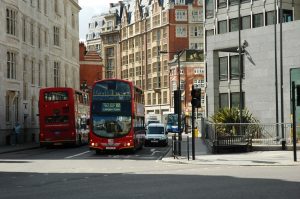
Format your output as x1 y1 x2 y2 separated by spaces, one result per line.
160 50 185 156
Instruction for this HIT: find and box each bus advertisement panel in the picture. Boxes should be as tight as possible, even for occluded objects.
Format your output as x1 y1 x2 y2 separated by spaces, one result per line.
39 87 89 146
89 79 145 153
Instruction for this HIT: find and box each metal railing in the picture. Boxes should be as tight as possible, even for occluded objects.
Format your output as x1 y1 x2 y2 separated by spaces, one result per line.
204 122 292 146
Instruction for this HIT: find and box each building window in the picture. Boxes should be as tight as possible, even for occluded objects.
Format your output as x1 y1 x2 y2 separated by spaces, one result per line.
14 97 19 123
147 93 151 105
38 27 41 48
53 26 60 46
6 95 10 122
176 26 187 37
147 78 152 90
231 92 245 108
45 57 48 87
163 91 167 104
44 0 47 14
229 0 238 5
31 60 35 84
193 79 202 89
23 57 27 100
266 11 276 26
6 8 17 36
38 61 42 86
205 0 214 18
230 55 239 79
175 10 187 21
242 16 251 30
218 0 227 9
218 20 227 34
22 17 26 42
30 22 34 45
54 62 60 87
31 98 35 123
152 93 157 105
175 0 185 5
54 0 58 14
180 80 185 90
219 56 228 81
229 18 239 32
190 26 202 37
253 13 263 28
219 93 229 109
282 9 293 23
7 51 16 79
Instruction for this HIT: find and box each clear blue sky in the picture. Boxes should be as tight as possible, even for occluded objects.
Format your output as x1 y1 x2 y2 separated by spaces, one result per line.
78 0 120 41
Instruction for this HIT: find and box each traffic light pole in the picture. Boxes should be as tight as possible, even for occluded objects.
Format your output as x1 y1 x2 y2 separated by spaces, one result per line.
177 51 182 156
191 101 195 160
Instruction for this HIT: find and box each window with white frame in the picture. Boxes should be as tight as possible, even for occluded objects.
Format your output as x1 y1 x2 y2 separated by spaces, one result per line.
193 79 201 89
175 0 185 5
172 81 177 91
7 51 16 79
180 80 185 90
175 10 187 21
6 8 17 36
54 61 60 87
191 10 202 22
176 26 187 37
53 26 60 46
194 68 205 74
190 25 202 37
190 43 203 50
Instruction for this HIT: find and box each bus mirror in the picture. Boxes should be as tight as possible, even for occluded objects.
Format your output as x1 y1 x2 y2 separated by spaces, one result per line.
86 119 90 125
36 114 40 116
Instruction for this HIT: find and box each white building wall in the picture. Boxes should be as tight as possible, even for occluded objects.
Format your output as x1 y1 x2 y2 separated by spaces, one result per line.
0 0 80 145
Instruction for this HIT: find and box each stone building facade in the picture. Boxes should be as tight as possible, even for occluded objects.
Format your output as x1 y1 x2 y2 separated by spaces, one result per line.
0 0 81 144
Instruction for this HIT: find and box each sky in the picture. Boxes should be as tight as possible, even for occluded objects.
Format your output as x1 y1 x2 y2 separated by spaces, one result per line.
78 0 121 41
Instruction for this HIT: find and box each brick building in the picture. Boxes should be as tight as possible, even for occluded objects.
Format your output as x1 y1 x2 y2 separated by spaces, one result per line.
79 42 103 95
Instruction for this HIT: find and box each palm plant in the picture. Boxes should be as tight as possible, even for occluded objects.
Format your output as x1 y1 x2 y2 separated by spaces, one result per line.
210 107 260 136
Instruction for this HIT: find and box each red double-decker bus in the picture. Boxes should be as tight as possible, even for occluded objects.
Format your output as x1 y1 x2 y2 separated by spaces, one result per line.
39 87 89 147
89 79 145 153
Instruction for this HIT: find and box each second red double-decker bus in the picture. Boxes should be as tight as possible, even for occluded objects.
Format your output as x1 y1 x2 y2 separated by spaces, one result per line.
39 87 89 147
89 79 145 153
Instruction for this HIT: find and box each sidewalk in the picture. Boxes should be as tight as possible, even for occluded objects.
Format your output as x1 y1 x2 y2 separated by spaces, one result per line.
0 142 40 154
162 134 300 166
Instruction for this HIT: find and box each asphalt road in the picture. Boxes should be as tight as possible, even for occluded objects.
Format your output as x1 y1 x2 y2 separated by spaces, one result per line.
0 144 300 199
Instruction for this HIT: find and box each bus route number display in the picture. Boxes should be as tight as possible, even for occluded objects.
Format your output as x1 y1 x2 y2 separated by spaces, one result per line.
102 103 121 112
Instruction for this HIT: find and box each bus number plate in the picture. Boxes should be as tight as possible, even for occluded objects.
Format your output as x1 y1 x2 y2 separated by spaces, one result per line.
106 146 116 150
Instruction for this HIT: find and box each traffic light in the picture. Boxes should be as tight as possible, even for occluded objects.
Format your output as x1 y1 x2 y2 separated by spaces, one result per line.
191 87 201 108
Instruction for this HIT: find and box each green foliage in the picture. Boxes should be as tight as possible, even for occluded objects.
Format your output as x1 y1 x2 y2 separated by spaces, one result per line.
210 107 260 136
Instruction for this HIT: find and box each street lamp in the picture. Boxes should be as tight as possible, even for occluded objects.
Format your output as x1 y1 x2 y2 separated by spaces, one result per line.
160 50 185 156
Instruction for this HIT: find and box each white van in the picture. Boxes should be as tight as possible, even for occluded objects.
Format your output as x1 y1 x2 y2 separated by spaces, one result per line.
145 123 168 147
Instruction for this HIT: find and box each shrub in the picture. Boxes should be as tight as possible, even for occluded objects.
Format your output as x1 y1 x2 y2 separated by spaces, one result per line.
210 107 260 136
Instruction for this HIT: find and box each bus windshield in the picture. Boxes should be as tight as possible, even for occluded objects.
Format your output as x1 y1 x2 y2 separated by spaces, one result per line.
91 80 132 138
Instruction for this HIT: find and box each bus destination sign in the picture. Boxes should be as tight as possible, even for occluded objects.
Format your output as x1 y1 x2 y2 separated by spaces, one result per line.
102 103 121 112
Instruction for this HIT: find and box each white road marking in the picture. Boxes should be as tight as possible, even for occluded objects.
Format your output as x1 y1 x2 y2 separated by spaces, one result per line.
65 151 90 159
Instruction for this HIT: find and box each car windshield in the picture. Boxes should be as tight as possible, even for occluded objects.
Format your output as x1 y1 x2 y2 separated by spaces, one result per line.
147 127 165 135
